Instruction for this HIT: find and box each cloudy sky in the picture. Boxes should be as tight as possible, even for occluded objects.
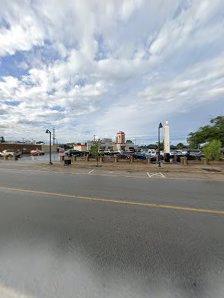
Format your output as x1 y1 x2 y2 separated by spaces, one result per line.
0 0 223 144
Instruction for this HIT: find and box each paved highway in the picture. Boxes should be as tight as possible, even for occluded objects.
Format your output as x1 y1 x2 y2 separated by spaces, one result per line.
0 169 224 298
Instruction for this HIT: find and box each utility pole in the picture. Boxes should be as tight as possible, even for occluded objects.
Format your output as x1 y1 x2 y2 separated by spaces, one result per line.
45 129 53 165
158 123 163 167
93 135 99 167
53 127 56 146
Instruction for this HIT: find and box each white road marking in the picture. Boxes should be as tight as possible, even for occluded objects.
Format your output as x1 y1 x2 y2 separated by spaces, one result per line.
88 169 95 174
159 172 166 178
147 172 166 178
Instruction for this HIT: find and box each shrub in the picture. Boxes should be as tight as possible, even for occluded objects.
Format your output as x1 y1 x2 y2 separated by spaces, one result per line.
203 140 221 161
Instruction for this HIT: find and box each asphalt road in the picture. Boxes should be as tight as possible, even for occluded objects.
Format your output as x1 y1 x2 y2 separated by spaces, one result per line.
0 169 224 298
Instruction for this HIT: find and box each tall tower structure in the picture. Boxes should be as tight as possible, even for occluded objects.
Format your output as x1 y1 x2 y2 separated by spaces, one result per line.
116 131 125 144
164 121 170 154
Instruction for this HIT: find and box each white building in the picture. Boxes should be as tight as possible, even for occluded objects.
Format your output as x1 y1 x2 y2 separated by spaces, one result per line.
73 143 87 152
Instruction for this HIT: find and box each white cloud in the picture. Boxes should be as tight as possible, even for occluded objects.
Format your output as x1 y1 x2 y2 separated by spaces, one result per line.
0 1 44 57
139 54 224 104
0 0 224 142
0 284 33 298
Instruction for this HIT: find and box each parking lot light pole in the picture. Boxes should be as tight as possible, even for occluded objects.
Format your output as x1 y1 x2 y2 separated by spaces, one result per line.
158 122 163 167
96 138 99 167
45 129 53 165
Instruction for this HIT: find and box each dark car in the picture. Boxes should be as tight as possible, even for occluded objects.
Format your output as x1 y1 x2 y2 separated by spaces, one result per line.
150 154 164 162
186 153 205 160
116 153 129 159
65 149 81 157
170 154 183 162
133 153 147 160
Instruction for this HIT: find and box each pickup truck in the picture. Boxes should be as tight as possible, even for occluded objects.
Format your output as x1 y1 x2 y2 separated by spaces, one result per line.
0 150 15 158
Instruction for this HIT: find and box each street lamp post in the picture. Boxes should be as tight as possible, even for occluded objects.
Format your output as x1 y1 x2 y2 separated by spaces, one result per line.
158 122 163 167
45 129 53 165
95 138 99 167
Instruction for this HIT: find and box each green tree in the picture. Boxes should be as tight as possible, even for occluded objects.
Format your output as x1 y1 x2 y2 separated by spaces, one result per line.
126 140 133 144
0 136 5 143
90 140 101 166
203 140 221 161
148 144 157 149
176 143 184 149
90 143 99 159
170 145 177 150
187 116 224 148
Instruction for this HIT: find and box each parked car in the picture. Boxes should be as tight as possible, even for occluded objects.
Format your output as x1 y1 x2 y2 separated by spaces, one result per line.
133 153 147 160
170 152 204 161
65 149 81 157
176 150 184 155
148 149 156 157
104 151 113 155
104 151 120 157
186 153 205 160
187 149 202 155
31 150 45 156
150 154 164 162
116 153 129 159
0 150 15 158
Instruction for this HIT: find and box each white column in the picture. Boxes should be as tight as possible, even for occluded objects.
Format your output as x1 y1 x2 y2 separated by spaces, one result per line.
164 121 170 154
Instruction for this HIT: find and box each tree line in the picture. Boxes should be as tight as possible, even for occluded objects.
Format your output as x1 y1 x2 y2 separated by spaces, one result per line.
187 116 224 148
187 116 224 161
